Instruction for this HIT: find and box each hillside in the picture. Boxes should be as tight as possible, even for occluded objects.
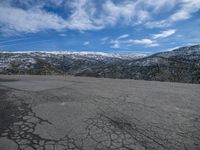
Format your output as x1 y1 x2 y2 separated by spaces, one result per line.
0 44 200 83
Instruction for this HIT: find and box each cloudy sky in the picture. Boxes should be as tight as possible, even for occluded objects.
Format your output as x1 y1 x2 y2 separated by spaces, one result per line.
0 0 200 53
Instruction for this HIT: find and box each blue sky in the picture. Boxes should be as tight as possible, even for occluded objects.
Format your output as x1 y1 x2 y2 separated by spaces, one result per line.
0 0 200 54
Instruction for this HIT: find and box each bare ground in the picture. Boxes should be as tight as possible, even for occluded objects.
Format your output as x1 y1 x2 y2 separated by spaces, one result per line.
0 75 200 150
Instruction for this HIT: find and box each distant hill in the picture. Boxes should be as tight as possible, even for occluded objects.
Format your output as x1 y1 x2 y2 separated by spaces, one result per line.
0 44 200 83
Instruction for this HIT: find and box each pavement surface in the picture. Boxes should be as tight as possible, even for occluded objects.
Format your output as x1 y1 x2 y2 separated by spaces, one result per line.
0 75 200 150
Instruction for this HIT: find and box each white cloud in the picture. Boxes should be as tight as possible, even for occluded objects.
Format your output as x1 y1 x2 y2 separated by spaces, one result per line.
110 37 158 48
145 20 169 28
111 43 120 48
66 0 104 30
170 10 190 22
49 0 65 6
0 0 150 34
110 34 129 48
126 29 176 47
102 0 150 25
141 0 177 12
152 29 176 39
170 0 200 22
115 29 176 48
0 0 199 34
101 0 177 26
101 37 109 41
117 34 129 40
130 39 154 45
0 4 67 34
101 37 109 44
146 0 200 28
125 38 159 47
110 40 120 48
102 0 135 25
147 43 159 47
59 33 67 37
83 41 90 46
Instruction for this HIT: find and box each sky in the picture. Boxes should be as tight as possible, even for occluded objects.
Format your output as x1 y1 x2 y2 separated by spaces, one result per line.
0 0 200 54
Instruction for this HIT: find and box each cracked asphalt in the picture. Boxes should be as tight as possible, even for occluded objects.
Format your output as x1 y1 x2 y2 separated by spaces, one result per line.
0 75 200 150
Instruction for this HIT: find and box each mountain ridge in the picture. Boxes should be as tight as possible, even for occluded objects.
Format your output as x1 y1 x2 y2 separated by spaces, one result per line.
0 44 200 83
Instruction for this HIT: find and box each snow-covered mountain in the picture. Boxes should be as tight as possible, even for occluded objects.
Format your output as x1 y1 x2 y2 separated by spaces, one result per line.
1 50 146 59
154 44 200 60
0 44 200 83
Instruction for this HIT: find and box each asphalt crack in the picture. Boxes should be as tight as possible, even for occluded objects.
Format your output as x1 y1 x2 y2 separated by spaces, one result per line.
0 89 83 150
